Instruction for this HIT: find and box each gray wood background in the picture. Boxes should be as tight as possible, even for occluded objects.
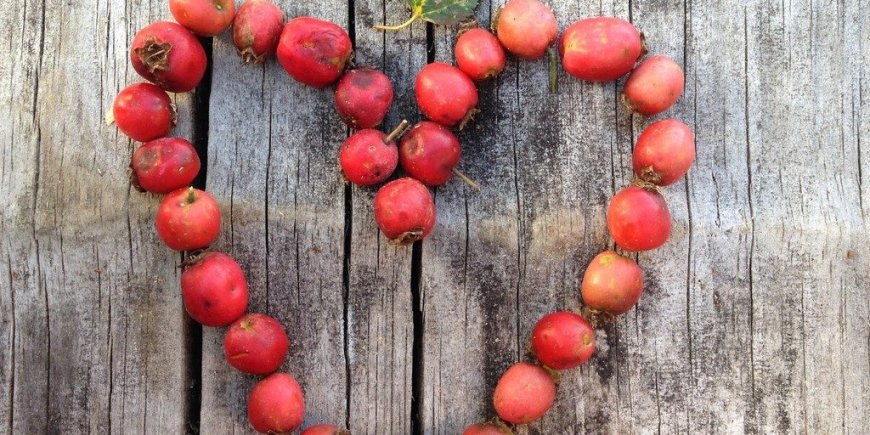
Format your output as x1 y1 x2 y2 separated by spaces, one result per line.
1 0 868 433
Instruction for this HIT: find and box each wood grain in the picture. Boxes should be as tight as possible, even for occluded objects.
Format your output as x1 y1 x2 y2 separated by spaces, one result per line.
2 0 868 433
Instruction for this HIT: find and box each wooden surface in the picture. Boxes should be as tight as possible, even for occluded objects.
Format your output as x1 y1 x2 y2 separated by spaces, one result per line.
1 0 868 434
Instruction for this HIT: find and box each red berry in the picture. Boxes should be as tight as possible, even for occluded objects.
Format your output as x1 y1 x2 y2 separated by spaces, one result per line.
581 250 644 315
399 121 460 186
633 119 695 186
112 83 175 142
338 128 398 186
180 252 248 327
169 0 235 37
300 424 350 435
622 55 685 116
155 187 221 251
495 0 558 60
606 186 671 251
247 373 305 434
277 17 352 88
373 178 436 245
454 28 506 81
492 362 555 424
130 21 207 92
531 311 596 370
334 68 394 129
462 423 511 435
560 17 645 82
415 63 478 128
233 0 285 63
130 137 200 193
224 313 289 374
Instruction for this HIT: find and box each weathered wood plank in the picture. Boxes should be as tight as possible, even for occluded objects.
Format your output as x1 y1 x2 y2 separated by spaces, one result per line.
0 0 193 433
200 1 350 432
345 0 425 432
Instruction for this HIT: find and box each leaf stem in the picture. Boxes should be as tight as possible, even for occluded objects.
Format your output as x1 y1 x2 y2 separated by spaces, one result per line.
374 10 422 31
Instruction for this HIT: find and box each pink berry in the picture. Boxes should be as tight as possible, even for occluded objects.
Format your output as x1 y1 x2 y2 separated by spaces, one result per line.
373 178 436 245
181 252 249 327
632 119 695 186
300 424 350 435
399 121 461 186
233 0 285 63
155 187 221 251
224 313 289 374
622 55 685 116
531 311 596 370
130 21 207 92
606 186 671 251
455 28 506 81
560 17 645 81
247 373 305 434
277 17 352 88
581 250 644 315
130 137 200 193
338 127 400 187
334 68 394 129
113 83 175 142
495 0 558 60
492 362 556 424
169 0 235 37
415 63 478 128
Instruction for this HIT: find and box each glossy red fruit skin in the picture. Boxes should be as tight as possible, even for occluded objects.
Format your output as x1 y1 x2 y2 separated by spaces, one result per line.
415 63 478 128
181 252 249 327
130 21 207 92
300 424 350 435
581 250 644 315
455 28 506 81
622 55 685 116
492 362 556 424
462 423 511 435
155 187 221 251
495 0 558 60
247 373 305 434
233 0 285 63
633 119 695 186
334 69 394 129
606 186 671 251
224 313 289 374
560 17 645 81
130 137 200 193
373 178 436 245
399 121 460 186
113 83 175 142
531 311 596 370
338 129 398 186
277 17 352 88
169 0 235 36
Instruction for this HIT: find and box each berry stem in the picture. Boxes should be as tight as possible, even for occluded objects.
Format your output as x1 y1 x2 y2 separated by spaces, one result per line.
452 168 480 191
548 47 559 95
384 119 410 143
374 10 421 31
185 187 197 204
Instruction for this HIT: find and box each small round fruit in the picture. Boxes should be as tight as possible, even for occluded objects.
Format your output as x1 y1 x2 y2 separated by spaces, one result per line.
373 178 436 245
224 313 289 374
277 17 353 88
399 121 461 186
169 0 235 36
606 186 671 251
335 68 394 129
463 423 511 435
494 0 558 60
492 362 556 424
454 28 506 81
233 0 285 63
622 55 685 116
130 21 207 92
560 17 645 81
155 187 221 251
301 424 350 435
247 373 305 434
113 83 175 142
338 129 398 186
531 311 596 370
581 250 644 315
415 63 478 128
633 119 695 186
181 252 249 327
130 137 200 193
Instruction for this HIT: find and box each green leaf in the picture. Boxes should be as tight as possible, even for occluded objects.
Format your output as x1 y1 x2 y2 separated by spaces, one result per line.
376 0 477 30
416 0 479 26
